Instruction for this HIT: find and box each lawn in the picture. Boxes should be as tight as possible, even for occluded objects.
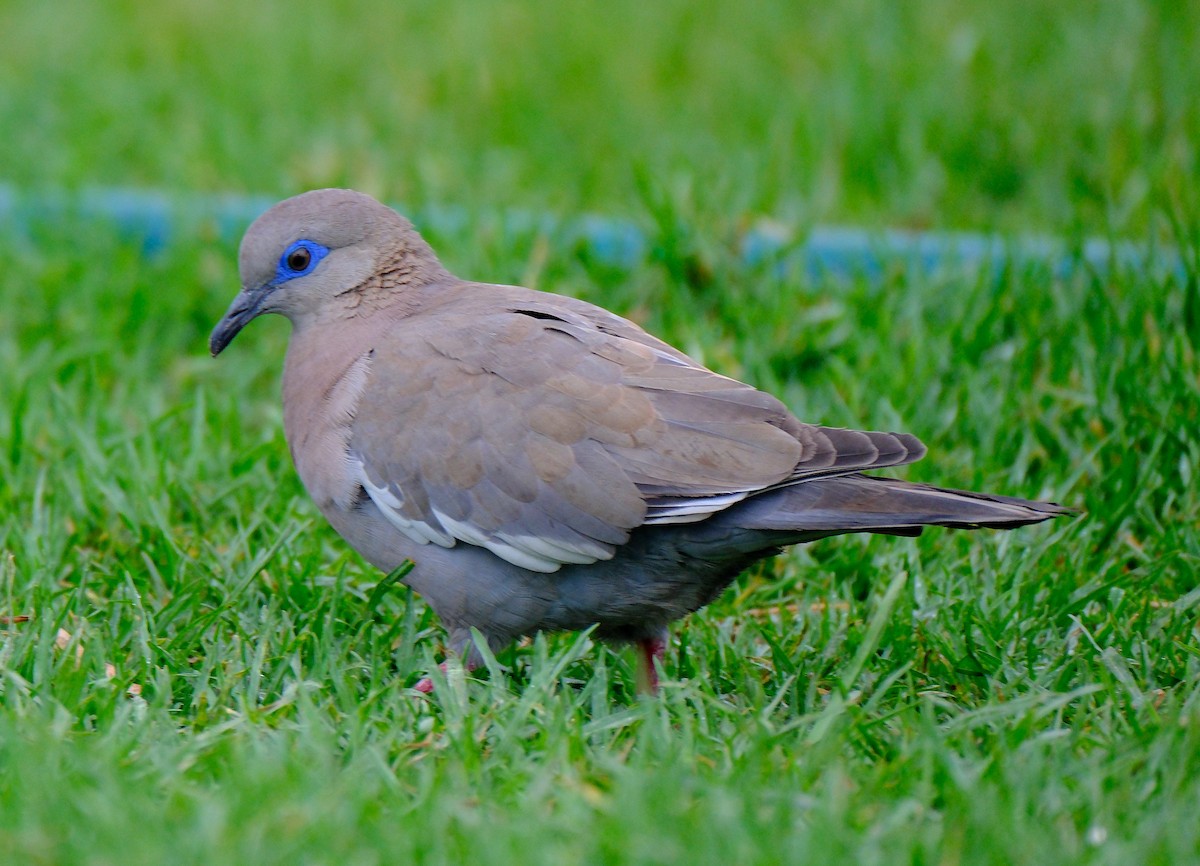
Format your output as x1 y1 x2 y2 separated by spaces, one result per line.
1 1 1199 864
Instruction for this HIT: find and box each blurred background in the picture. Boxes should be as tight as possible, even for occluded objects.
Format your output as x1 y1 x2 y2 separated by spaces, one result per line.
3 0 1195 234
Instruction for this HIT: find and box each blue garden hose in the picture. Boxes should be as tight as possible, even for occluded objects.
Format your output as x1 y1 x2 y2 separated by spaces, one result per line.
0 184 1183 282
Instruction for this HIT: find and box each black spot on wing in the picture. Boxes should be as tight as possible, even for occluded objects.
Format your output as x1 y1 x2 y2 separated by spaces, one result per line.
512 308 570 323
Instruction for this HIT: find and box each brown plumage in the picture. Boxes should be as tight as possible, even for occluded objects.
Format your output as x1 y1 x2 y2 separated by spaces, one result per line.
210 189 1070 693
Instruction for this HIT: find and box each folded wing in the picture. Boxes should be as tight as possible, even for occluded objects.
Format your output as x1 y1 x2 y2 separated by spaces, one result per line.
350 288 926 571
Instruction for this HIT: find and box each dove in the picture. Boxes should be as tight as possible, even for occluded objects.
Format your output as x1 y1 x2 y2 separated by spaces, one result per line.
210 189 1068 693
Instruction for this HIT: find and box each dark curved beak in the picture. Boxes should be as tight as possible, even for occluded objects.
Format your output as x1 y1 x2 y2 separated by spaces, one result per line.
210 286 269 356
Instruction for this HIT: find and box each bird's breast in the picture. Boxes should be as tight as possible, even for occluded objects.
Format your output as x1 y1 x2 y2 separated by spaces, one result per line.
282 326 376 515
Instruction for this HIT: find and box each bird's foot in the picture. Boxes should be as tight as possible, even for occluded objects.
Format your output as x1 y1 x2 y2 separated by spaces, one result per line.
413 659 480 693
413 663 446 694
636 633 668 695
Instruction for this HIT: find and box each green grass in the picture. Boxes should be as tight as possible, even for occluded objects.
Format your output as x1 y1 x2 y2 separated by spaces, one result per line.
2 1 1200 864
3 0 1197 231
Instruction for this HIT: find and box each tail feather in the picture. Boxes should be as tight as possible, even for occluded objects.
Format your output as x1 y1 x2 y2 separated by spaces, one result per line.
736 473 1072 537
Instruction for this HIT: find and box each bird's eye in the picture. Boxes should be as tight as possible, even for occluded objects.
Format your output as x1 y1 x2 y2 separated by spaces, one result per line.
274 239 329 284
286 247 312 272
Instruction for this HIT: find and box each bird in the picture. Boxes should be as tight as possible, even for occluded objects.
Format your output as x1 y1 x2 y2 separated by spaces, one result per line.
210 188 1069 694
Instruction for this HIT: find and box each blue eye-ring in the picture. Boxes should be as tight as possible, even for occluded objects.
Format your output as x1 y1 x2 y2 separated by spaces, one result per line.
275 239 330 283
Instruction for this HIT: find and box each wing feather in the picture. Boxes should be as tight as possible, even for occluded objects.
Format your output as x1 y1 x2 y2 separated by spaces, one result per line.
349 286 926 571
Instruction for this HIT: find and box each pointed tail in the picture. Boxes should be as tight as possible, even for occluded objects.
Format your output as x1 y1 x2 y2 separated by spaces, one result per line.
737 474 1074 538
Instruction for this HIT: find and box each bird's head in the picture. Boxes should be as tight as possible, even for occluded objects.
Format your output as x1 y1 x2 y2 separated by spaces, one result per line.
210 188 444 355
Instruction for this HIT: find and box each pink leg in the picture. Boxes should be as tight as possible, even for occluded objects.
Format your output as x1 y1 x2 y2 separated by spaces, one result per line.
413 663 447 693
414 659 479 693
636 634 667 695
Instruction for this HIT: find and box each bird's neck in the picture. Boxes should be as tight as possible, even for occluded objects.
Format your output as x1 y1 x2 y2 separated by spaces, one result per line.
327 249 456 324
